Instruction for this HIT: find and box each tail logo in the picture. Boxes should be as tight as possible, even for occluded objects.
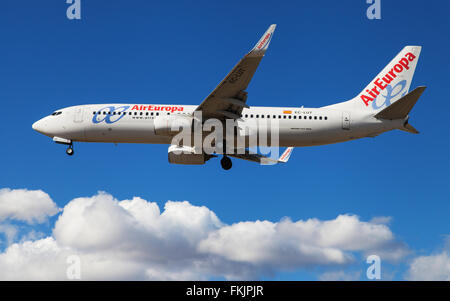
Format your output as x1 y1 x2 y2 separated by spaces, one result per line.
372 80 407 110
361 52 416 106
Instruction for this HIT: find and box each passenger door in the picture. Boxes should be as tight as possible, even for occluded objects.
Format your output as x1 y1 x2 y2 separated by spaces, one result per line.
74 107 84 123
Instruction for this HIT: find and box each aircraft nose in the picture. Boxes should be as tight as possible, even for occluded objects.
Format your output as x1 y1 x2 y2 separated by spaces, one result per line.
32 119 46 134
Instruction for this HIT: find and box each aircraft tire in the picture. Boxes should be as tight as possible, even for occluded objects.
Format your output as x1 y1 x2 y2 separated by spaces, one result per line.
220 156 232 170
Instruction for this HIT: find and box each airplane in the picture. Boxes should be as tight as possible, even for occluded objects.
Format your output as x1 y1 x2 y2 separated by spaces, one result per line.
32 24 426 170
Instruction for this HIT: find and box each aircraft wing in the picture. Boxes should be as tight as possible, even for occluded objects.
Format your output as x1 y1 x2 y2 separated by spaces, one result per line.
195 24 276 120
229 147 293 165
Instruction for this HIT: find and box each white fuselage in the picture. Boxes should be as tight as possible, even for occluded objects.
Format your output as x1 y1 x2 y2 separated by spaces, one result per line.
32 103 405 148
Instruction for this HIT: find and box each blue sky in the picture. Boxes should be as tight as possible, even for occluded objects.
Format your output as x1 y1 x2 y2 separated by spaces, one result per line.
0 0 449 280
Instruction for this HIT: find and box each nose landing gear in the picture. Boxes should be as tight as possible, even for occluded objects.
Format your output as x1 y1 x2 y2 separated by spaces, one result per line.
66 145 74 156
53 137 74 156
220 156 232 170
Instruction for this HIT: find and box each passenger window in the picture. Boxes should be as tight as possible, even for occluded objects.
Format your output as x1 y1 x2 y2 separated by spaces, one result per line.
325 116 328 120
267 115 270 118
288 115 291 119
283 115 286 119
319 116 322 120
314 116 317 120
250 114 253 118
256 115 259 118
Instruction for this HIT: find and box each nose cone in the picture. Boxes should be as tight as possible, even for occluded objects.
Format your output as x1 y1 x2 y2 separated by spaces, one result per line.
32 119 46 134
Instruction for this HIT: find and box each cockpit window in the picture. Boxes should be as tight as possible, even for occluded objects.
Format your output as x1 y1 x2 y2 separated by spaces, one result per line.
51 111 62 116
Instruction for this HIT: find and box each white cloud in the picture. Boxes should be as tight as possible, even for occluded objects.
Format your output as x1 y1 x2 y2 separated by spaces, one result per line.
0 188 60 224
0 237 69 280
198 215 395 268
0 224 18 246
199 214 408 266
405 252 450 280
0 190 409 280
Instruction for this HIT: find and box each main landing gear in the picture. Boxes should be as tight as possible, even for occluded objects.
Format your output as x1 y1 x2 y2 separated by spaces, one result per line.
66 144 74 156
220 156 232 170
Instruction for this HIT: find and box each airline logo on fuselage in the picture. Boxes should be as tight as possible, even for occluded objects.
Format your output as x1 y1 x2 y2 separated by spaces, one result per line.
361 52 417 106
92 105 185 124
131 105 184 113
93 105 130 124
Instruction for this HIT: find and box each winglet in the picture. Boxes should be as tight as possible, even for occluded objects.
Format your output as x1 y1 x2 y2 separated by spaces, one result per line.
278 147 293 163
248 24 277 57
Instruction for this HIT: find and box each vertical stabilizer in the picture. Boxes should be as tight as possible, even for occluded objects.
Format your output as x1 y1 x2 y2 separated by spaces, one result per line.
325 46 422 112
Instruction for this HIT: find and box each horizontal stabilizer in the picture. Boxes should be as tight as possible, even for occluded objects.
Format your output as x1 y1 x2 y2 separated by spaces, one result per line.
375 86 426 120
401 123 420 134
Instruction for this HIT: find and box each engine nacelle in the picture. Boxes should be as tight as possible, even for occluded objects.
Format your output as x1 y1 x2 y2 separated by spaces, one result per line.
168 145 208 165
154 115 193 136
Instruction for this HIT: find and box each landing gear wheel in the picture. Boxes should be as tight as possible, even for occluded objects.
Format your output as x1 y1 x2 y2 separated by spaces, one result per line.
220 156 232 170
66 146 74 156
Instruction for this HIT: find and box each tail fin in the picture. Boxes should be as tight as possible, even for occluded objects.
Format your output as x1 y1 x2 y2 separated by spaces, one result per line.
326 46 422 112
